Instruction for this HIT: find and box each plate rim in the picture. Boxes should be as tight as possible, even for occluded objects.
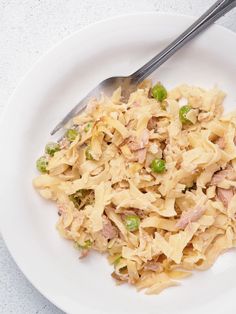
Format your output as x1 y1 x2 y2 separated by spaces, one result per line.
1 11 236 314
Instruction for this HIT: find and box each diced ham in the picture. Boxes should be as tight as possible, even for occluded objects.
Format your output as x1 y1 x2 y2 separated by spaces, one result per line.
211 170 228 185
102 216 118 240
126 129 149 164
136 148 147 164
128 129 149 152
111 271 128 282
227 169 236 180
211 166 236 185
143 261 163 272
215 137 225 149
117 129 150 164
147 117 158 131
211 165 236 207
176 206 206 229
216 187 234 208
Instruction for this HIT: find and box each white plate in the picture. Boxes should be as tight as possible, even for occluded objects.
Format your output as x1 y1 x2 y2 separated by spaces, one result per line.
1 12 236 314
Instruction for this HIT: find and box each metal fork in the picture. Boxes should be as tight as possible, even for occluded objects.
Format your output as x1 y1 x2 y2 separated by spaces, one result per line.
51 0 236 135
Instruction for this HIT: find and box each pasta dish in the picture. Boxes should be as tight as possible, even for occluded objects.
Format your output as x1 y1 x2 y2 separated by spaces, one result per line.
33 81 236 294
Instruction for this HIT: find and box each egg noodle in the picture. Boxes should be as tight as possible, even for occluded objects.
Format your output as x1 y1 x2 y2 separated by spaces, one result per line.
33 81 236 294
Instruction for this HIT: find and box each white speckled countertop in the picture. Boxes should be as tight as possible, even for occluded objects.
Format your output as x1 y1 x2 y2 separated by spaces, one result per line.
0 1 236 313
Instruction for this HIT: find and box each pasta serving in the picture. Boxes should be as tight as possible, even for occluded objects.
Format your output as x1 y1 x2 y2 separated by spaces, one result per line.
33 81 236 294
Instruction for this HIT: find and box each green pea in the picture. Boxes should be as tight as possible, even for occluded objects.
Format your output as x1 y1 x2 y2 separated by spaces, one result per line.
179 105 192 124
85 146 94 160
151 158 166 174
124 215 140 232
45 142 60 156
76 239 92 249
151 83 167 102
113 256 122 266
65 129 79 142
36 156 48 173
84 122 93 132
69 189 87 208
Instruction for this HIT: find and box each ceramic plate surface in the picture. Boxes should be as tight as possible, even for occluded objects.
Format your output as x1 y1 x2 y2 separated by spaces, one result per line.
1 12 236 314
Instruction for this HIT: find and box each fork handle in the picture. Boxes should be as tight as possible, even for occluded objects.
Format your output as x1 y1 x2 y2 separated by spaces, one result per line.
131 0 236 83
